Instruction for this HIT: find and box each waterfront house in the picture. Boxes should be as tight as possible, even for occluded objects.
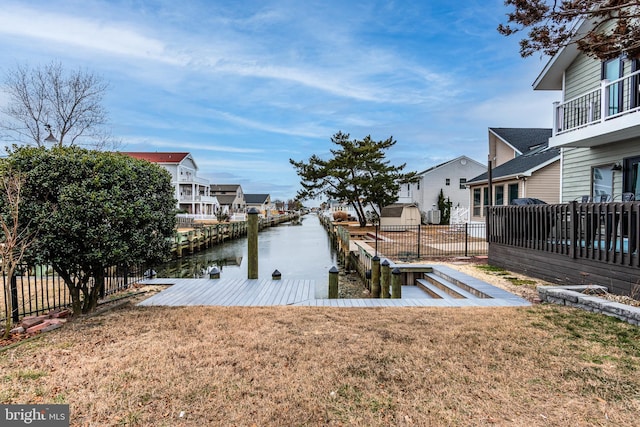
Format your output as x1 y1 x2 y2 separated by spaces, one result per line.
466 128 559 222
486 15 640 296
122 152 219 218
245 193 272 217
210 184 246 215
533 18 640 201
397 156 485 222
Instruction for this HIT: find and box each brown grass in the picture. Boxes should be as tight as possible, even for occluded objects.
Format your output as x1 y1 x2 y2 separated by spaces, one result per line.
2 300 640 426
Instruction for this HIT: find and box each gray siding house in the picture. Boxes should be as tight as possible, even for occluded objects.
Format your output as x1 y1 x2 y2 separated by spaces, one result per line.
534 18 640 202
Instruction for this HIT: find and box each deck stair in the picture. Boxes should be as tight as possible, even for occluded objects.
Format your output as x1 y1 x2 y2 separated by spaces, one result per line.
417 271 491 300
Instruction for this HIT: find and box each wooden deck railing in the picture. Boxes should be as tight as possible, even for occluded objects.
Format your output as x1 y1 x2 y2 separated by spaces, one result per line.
488 201 640 268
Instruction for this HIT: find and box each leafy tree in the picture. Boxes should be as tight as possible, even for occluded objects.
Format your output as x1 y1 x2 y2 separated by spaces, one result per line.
290 131 417 227
0 61 115 148
7 146 176 314
498 0 640 60
437 189 452 225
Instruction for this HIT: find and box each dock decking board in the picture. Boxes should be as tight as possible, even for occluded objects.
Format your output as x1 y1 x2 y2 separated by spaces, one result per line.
138 274 531 308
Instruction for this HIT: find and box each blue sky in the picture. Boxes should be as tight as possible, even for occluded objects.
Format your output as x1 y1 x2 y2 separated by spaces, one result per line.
0 0 558 202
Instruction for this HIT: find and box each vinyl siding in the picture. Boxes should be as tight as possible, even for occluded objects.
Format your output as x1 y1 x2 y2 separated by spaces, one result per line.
561 139 640 202
564 53 600 101
494 138 517 166
524 161 560 204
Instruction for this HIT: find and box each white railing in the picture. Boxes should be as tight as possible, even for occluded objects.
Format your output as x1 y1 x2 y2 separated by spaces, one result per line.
179 175 209 185
176 213 217 222
553 70 640 136
180 195 218 203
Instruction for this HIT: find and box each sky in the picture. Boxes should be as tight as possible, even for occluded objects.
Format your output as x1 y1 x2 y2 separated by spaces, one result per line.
0 0 559 203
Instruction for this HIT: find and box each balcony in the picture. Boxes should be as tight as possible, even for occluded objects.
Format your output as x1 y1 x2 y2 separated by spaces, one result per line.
550 70 640 148
180 195 219 204
179 174 209 185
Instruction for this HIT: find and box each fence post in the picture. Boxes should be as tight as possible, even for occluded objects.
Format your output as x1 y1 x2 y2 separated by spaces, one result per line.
465 222 469 257
371 256 381 298
11 274 19 324
391 268 402 299
248 208 259 279
380 259 390 298
328 266 339 299
417 224 421 259
570 201 578 259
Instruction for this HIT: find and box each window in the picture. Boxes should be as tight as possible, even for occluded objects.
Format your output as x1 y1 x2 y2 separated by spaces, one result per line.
483 187 488 207
508 183 519 204
445 178 450 186
459 178 466 189
417 182 420 190
473 188 481 216
592 165 613 200
495 185 504 205
623 155 640 200
603 57 623 116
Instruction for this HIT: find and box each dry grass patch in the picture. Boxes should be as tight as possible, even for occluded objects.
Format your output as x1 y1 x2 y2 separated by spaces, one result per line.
1 302 640 426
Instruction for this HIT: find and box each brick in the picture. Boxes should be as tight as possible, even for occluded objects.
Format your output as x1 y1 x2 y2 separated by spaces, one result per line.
41 323 63 333
21 316 47 329
26 322 50 334
48 308 72 319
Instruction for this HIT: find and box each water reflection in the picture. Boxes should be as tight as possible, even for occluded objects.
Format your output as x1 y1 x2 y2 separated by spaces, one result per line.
154 214 338 294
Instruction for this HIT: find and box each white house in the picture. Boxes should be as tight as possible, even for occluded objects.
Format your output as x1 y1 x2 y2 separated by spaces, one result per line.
397 155 486 220
122 152 219 217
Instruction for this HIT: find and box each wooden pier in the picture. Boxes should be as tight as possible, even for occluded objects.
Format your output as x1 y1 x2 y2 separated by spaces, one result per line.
138 265 531 308
171 213 298 258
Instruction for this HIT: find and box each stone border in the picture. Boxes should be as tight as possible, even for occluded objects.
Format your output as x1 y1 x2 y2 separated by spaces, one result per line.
538 285 640 326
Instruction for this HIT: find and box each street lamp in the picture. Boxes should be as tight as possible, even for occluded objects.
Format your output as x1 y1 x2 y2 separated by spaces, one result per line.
44 124 58 144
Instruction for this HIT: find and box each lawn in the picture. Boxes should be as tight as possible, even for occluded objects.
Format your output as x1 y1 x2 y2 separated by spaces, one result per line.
1 300 639 426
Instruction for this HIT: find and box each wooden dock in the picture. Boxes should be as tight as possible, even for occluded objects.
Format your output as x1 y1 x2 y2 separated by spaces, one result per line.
137 275 531 308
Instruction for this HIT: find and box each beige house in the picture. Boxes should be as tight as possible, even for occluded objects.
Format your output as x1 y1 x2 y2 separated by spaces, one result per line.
245 194 272 217
466 128 560 222
533 18 640 202
210 184 246 214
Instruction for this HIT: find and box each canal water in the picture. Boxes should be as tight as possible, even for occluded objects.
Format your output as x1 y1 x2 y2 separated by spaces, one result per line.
154 213 338 297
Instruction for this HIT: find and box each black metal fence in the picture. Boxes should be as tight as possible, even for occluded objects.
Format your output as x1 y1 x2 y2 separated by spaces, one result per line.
363 223 487 260
1 264 145 323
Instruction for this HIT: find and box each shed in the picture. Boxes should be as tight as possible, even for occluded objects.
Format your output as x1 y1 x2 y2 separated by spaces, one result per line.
379 203 421 228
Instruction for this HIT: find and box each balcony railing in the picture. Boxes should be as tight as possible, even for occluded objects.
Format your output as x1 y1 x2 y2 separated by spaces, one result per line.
553 70 640 136
180 195 218 204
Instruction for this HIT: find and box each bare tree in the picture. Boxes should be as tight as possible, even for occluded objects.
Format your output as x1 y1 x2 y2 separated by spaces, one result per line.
0 165 36 338
498 0 640 60
1 61 116 148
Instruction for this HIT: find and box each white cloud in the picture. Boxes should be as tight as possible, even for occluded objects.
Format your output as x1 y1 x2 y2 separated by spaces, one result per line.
122 137 264 154
0 4 185 65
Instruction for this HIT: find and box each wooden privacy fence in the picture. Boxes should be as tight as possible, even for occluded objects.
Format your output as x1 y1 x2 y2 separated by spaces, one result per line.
488 201 640 267
1 264 144 323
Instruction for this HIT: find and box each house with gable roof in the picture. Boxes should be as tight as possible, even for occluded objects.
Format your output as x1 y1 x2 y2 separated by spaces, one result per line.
397 155 485 222
210 184 246 214
466 128 559 222
533 17 640 202
484 13 640 296
122 152 219 217
244 193 272 217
